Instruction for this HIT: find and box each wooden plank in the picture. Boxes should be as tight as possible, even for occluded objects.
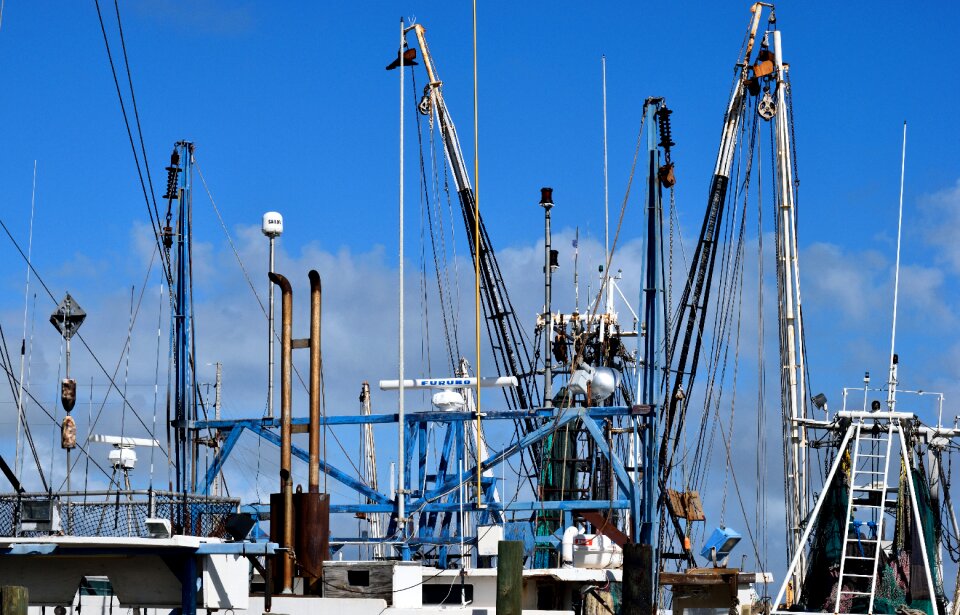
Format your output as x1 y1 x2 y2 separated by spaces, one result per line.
666 489 685 518
683 491 706 521
321 564 392 602
665 489 706 521
658 573 728 586
579 510 631 547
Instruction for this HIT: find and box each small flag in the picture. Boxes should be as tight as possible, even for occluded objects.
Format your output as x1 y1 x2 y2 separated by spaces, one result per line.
572 238 578 248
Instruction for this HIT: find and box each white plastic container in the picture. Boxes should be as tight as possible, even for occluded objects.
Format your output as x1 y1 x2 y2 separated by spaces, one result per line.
572 533 623 569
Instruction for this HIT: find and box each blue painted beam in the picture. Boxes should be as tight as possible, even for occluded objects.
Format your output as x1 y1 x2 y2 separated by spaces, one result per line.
411 408 584 510
251 425 392 504
581 415 634 495
244 498 630 515
201 425 245 495
191 405 632 430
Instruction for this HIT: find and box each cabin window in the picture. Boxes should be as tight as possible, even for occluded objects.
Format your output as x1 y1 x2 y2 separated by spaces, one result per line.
347 570 371 587
422 583 473 605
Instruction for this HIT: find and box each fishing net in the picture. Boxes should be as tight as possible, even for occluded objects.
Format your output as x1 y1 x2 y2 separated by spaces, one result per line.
798 451 944 615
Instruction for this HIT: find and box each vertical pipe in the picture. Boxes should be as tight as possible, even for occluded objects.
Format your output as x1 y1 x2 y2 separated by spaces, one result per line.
267 237 276 419
308 271 321 493
541 187 554 407
268 272 294 593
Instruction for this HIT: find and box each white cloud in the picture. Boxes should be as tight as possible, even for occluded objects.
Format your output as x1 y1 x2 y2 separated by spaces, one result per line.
921 179 960 273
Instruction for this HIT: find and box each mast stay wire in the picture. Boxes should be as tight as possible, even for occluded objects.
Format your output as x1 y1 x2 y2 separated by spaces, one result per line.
15 161 38 484
0 321 47 490
92 0 171 285
110 0 163 262
754 121 770 573
149 282 164 489
0 351 125 491
413 63 530 488
58 247 163 490
413 67 458 373
690 102 756 494
658 97 749 498
191 157 369 485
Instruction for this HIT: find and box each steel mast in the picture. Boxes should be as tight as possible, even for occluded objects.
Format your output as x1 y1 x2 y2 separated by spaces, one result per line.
771 27 809 591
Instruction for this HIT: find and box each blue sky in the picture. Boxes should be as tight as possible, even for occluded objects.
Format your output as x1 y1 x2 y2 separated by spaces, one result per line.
0 0 959 581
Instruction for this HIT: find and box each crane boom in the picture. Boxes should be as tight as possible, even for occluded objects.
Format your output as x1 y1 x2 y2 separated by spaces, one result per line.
659 2 769 490
408 25 540 416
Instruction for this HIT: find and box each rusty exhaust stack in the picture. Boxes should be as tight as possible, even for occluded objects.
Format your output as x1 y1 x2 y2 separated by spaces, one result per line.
299 270 329 594
269 272 294 594
308 270 321 492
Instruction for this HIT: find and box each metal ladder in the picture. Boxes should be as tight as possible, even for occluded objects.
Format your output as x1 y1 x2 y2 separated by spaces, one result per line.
834 420 897 613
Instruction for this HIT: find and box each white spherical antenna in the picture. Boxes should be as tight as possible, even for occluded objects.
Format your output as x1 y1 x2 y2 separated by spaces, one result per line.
262 212 284 238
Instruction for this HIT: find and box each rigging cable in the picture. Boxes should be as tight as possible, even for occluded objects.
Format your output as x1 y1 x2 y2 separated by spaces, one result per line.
194 159 267 319
0 218 167 454
755 122 770 574
59 247 164 489
0 360 127 490
0 319 46 490
15 161 37 481
149 282 163 488
92 0 171 283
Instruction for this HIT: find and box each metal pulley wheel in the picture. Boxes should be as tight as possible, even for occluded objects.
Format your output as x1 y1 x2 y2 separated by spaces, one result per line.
758 92 776 120
418 93 432 115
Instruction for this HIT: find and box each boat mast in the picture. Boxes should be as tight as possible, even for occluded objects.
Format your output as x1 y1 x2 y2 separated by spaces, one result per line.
640 96 668 594
772 27 810 591
887 122 906 411
162 141 197 500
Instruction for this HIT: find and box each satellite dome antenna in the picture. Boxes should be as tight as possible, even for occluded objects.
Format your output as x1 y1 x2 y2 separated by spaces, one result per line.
263 212 283 420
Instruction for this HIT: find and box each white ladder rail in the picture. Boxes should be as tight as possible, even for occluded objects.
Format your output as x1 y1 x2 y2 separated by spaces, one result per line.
834 422 864 613
866 421 896 614
772 424 857 611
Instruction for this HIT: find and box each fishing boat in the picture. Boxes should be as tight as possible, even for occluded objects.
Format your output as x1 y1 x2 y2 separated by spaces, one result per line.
0 4 952 615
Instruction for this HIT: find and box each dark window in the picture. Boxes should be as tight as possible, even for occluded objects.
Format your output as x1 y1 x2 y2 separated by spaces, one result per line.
422 583 474 605
347 570 371 587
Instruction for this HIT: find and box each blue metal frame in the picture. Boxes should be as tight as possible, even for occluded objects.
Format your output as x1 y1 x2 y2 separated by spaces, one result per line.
196 404 641 559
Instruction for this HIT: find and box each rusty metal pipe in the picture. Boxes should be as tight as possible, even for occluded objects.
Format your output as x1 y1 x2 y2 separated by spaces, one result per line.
308 270 321 493
268 272 294 594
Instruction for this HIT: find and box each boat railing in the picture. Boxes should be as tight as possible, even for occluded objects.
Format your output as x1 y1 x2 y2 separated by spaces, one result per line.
0 490 240 539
